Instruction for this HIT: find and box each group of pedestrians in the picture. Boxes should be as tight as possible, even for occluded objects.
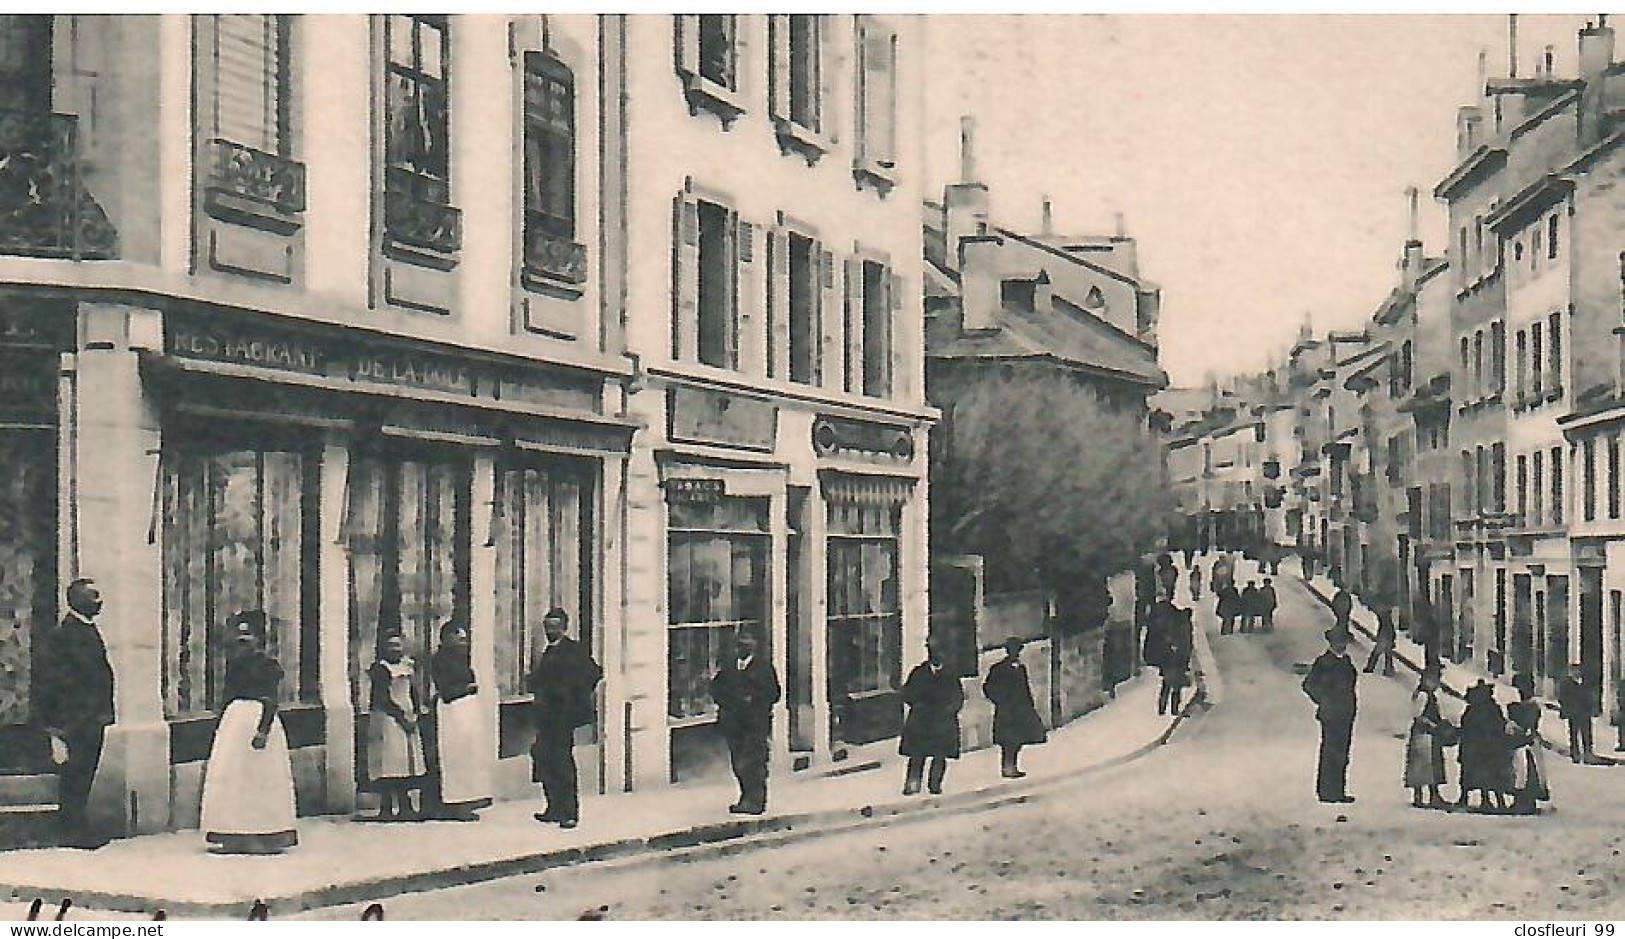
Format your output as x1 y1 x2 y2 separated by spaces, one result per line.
1209 560 1277 636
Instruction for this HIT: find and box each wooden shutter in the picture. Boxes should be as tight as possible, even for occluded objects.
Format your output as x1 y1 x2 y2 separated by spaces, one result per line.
818 15 838 143
214 14 280 152
674 14 698 78
737 219 766 378
885 270 903 399
767 228 791 381
768 15 790 121
672 192 700 362
843 257 864 394
819 248 840 391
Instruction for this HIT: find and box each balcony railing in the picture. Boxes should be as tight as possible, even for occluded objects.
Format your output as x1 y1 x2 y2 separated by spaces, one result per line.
206 137 306 216
0 108 117 260
383 182 462 257
522 228 588 289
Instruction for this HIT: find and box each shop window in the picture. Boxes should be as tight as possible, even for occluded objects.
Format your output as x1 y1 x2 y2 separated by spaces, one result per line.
826 501 902 705
492 460 592 699
861 260 894 398
382 15 460 256
163 444 319 717
345 452 470 714
667 495 770 723
520 51 584 289
0 432 55 736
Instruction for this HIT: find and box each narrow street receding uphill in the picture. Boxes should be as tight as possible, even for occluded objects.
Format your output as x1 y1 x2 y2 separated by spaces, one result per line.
309 562 1625 920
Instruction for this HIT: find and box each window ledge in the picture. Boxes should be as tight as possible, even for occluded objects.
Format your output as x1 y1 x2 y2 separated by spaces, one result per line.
384 238 459 273
521 266 586 300
773 117 830 165
681 72 746 128
204 188 304 237
853 159 898 196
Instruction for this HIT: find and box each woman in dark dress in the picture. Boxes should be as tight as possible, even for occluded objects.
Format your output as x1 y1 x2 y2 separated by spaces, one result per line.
431 620 491 820
900 646 965 796
1457 681 1510 812
1507 673 1551 815
199 611 298 854
984 637 1047 778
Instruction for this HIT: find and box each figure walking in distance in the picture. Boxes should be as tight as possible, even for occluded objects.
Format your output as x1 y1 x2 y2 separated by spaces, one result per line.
1330 578 1353 634
1157 608 1194 716
431 620 491 820
984 637 1047 778
1403 666 1451 809
35 578 114 849
529 608 601 830
199 611 298 854
710 630 781 815
900 645 964 796
1259 578 1277 632
1364 608 1397 676
367 631 425 821
1302 629 1358 803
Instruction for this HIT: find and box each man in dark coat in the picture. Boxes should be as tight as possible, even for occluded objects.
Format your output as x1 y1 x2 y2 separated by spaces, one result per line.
1558 670 1597 764
34 578 114 849
900 645 964 796
1158 608 1194 715
1216 582 1241 635
1259 578 1278 632
1330 581 1353 634
710 630 781 815
528 608 601 829
1302 629 1358 803
1240 581 1261 633
1155 553 1179 604
984 637 1047 778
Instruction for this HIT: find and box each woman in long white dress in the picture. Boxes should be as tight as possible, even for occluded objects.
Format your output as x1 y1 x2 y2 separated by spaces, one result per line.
199 611 298 854
431 621 491 820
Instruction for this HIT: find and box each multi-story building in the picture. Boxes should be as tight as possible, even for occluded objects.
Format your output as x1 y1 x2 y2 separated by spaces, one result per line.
0 12 930 842
614 13 930 783
0 13 633 838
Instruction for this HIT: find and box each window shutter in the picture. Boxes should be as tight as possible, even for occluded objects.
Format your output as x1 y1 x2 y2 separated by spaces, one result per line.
886 271 903 399
214 14 280 152
844 257 864 394
819 16 838 144
768 15 790 121
671 192 701 362
768 228 791 380
737 219 766 378
674 14 699 78
819 249 840 390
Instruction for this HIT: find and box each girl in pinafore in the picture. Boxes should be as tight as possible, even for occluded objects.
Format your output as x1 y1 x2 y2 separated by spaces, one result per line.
431 620 491 820
199 611 298 854
367 631 425 821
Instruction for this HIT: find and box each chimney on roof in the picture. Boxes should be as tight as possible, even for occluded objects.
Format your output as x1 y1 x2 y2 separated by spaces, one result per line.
1542 44 1555 78
1402 186 1425 292
959 115 977 183
1478 48 1489 98
1580 20 1615 78
1508 13 1519 78
943 114 991 273
1114 212 1126 238
1041 195 1053 236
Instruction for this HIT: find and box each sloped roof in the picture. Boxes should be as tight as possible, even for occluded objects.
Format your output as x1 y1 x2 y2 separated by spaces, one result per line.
930 292 1167 389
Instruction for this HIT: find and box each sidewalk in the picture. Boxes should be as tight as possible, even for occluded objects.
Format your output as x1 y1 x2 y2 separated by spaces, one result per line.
1294 559 1618 763
0 655 1211 918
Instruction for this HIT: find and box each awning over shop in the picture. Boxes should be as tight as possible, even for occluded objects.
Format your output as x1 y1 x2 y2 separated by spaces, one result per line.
819 470 916 507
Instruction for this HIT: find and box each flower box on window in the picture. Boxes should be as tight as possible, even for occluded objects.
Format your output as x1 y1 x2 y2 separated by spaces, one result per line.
204 137 306 233
0 109 117 260
383 177 462 262
522 228 587 292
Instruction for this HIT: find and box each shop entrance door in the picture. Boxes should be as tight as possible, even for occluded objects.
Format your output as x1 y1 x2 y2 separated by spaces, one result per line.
0 429 57 772
1581 567 1604 713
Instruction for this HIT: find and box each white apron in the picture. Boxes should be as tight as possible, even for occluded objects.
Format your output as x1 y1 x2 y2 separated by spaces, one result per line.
435 694 492 806
199 700 297 850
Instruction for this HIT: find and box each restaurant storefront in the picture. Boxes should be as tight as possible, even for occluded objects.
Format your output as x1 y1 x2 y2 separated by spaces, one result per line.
0 299 632 835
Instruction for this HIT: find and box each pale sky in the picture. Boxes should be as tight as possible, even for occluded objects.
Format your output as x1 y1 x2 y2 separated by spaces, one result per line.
922 14 1597 387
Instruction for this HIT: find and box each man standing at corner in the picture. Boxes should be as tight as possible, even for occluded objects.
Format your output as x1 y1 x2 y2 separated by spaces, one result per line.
1330 576 1353 634
34 578 115 849
528 608 601 830
711 630 781 815
1302 629 1358 803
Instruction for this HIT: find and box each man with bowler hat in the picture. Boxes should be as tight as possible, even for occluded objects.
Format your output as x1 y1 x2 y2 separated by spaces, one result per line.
35 578 115 848
528 608 601 830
